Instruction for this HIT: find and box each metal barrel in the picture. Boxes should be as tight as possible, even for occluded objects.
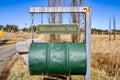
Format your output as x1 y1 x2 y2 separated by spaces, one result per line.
29 42 86 75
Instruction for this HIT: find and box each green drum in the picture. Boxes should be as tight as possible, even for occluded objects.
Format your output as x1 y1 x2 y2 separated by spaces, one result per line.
29 42 86 75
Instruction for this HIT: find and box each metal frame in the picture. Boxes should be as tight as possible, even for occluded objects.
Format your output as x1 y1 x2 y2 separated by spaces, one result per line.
29 7 91 80
29 7 90 13
31 14 34 42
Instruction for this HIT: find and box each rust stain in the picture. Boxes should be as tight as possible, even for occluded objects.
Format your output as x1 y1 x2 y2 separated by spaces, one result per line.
83 7 91 13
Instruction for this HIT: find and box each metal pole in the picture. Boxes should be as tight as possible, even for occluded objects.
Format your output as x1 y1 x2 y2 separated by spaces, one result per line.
84 13 86 42
31 14 34 42
42 73 44 80
41 13 43 24
85 8 91 80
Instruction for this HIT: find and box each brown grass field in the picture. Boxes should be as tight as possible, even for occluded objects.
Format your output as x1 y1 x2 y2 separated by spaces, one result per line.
91 34 120 80
0 31 39 44
3 34 120 80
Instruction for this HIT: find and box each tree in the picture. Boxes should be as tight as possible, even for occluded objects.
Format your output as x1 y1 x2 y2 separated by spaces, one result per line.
23 27 29 32
4 24 11 32
12 25 19 32
113 15 116 40
30 26 36 32
4 24 18 32
47 0 84 42
48 0 56 42
55 0 62 42
71 0 84 42
0 25 4 30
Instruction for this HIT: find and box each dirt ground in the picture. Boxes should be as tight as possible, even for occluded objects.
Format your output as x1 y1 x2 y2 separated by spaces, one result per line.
0 53 19 80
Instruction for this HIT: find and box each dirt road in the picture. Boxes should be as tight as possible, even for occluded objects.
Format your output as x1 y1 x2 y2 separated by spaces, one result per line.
0 44 17 75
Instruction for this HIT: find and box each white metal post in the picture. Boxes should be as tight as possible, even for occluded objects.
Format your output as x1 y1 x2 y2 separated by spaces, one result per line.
31 14 34 42
85 8 91 80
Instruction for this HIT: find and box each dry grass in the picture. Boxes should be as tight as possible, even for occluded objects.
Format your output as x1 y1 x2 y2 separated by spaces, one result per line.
1 31 39 43
7 34 120 80
92 34 120 54
92 34 120 79
7 55 83 80
8 55 42 80
0 53 19 80
36 33 83 42
8 55 119 80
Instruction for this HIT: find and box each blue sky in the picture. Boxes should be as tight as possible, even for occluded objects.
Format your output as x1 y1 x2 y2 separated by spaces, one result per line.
86 0 120 30
0 0 120 30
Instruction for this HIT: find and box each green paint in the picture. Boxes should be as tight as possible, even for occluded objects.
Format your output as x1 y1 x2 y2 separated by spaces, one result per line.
29 42 86 75
36 24 79 34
